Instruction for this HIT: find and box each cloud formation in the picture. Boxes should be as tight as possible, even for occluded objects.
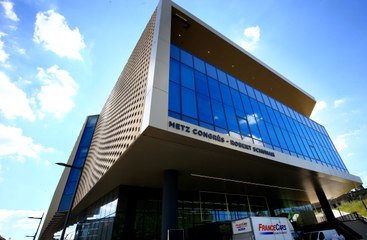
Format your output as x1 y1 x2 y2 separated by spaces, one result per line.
0 0 19 22
334 98 345 108
334 130 359 152
33 10 86 60
239 26 261 51
0 209 43 237
310 100 327 121
0 72 35 121
0 124 53 161
0 32 9 63
36 65 79 119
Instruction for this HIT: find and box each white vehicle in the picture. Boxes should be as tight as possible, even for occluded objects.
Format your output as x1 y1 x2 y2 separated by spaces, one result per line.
302 229 340 240
232 216 295 240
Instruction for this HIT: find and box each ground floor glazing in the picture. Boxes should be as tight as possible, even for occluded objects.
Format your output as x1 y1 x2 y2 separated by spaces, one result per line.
58 185 317 240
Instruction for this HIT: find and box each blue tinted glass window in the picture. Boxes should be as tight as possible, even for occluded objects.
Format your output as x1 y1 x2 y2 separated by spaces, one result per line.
269 97 278 110
250 98 262 121
257 120 271 144
169 111 180 119
276 101 285 114
195 71 209 96
206 63 217 79
59 195 72 211
266 123 279 147
80 129 94 146
274 126 288 149
224 105 239 133
287 116 300 136
169 59 180 83
289 109 297 120
194 57 206 73
228 75 238 90
181 87 197 118
212 100 227 128
220 84 233 106
208 78 221 101
282 130 295 152
266 106 278 126
262 93 271 107
246 85 256 99
254 89 263 103
237 80 247 94
295 136 307 156
78 147 89 158
182 115 198 125
258 102 271 123
248 116 261 140
241 94 253 115
230 89 244 113
274 111 286 129
167 44 347 171
281 114 293 132
238 118 251 137
289 133 302 154
200 122 214 130
181 64 195 90
86 116 98 127
170 45 180 60
180 49 193 67
217 69 228 84
282 105 291 117
169 82 180 113
215 126 228 135
197 94 213 124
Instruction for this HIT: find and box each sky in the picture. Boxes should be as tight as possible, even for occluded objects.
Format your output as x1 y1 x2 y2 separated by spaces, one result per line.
0 0 366 239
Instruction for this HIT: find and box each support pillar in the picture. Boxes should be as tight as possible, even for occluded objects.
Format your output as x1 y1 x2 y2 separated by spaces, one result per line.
316 190 335 223
161 169 178 240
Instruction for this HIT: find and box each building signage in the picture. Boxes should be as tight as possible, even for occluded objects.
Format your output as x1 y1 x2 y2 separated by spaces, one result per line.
232 218 252 234
258 223 287 235
168 120 275 157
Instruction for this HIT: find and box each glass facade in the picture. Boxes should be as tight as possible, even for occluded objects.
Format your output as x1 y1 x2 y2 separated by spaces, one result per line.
168 44 347 172
74 188 118 240
58 115 99 212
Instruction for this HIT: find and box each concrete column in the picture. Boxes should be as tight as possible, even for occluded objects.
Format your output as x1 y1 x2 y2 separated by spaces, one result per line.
161 169 178 240
316 190 335 223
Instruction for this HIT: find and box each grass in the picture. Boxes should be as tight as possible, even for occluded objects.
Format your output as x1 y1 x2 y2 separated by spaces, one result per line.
336 197 367 217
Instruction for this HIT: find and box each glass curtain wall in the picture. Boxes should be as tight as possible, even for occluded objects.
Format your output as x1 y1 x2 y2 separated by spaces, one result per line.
73 189 118 240
168 44 347 172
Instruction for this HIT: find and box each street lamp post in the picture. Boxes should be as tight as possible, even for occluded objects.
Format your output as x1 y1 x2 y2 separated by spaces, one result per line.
56 162 82 240
26 213 44 240
360 195 367 211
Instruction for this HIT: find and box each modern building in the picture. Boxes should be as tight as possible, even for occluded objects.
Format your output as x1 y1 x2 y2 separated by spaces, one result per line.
39 0 362 239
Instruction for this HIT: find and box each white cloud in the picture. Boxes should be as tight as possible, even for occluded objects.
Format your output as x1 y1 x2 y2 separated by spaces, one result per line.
0 1 19 22
36 65 78 118
334 98 345 108
247 113 260 125
0 209 43 237
333 130 359 152
310 100 327 121
0 124 53 161
33 10 86 60
239 26 261 51
0 32 9 63
0 72 36 121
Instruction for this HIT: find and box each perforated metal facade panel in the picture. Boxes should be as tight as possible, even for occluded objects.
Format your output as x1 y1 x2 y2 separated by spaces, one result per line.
74 10 157 206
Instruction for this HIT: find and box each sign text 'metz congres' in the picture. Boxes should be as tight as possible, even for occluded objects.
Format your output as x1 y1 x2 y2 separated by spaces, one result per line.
168 120 275 157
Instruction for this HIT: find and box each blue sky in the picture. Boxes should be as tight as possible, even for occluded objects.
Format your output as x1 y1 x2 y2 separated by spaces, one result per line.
0 0 366 239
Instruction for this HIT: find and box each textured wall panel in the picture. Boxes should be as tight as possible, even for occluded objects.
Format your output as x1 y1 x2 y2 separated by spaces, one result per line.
74 10 157 206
